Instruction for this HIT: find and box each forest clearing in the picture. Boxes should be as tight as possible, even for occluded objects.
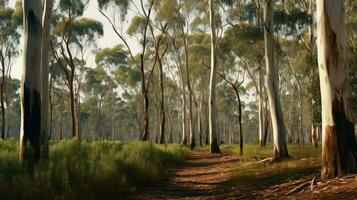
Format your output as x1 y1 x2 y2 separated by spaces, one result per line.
1 0 357 199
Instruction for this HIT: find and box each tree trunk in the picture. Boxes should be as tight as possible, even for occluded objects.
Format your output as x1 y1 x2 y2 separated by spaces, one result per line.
311 124 318 148
40 0 53 158
0 66 5 140
69 78 78 139
258 69 264 147
208 0 221 154
235 89 243 155
179 60 187 145
59 97 64 140
159 56 165 144
317 0 357 179
263 0 289 160
198 96 203 146
49 75 53 141
20 0 43 163
182 36 195 150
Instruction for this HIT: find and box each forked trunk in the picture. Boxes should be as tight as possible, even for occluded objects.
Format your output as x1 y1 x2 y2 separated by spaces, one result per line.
316 0 357 179
263 0 289 160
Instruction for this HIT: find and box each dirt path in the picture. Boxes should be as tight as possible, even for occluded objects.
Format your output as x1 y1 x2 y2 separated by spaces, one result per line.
131 149 357 200
131 148 240 199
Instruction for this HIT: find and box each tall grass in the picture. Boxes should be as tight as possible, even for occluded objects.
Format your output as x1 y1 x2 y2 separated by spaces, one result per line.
226 143 321 185
0 140 189 200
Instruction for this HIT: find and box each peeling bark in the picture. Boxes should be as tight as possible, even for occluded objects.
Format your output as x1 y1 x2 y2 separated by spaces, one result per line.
317 0 357 179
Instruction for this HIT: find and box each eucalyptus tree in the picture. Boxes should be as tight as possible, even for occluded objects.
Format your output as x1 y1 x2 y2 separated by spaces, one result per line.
51 1 103 139
95 45 131 140
0 2 21 139
20 0 53 163
222 0 267 147
263 0 289 160
208 0 221 153
98 0 158 141
317 0 357 179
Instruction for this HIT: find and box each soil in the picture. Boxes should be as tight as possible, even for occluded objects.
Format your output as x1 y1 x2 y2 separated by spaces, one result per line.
130 148 357 200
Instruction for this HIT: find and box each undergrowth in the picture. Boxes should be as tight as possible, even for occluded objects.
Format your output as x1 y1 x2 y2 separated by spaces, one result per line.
226 143 321 186
0 139 189 200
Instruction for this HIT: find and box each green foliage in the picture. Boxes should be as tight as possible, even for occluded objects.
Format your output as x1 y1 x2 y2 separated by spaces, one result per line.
0 140 188 199
97 0 129 20
58 0 88 17
274 8 309 36
127 15 146 35
53 17 103 45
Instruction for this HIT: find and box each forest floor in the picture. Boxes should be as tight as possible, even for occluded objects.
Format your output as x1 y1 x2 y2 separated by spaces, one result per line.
131 145 357 200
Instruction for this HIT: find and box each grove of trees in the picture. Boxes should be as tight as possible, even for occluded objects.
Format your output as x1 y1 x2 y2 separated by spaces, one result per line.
0 0 357 180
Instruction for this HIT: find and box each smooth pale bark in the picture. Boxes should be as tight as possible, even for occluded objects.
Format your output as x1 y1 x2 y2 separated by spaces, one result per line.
20 0 43 163
182 35 195 150
178 52 187 144
258 69 264 147
40 0 53 159
205 100 209 145
263 0 289 159
316 0 357 179
311 124 318 148
198 96 203 146
208 0 221 153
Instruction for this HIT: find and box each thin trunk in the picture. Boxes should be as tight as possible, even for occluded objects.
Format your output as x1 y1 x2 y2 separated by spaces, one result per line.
264 0 289 160
182 31 195 150
159 50 165 144
59 97 64 140
208 0 221 154
317 0 357 179
235 90 243 155
140 0 154 141
1 69 5 140
179 59 187 145
40 0 53 158
205 101 209 145
198 96 203 146
20 0 43 163
49 75 53 140
258 69 264 147
69 79 78 139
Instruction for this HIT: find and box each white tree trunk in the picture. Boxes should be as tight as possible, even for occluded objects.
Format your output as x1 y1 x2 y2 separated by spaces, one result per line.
317 0 357 179
258 69 265 147
263 0 289 159
208 0 221 153
20 0 43 163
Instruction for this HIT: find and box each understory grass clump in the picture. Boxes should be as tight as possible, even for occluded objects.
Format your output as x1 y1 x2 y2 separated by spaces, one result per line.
227 143 321 186
0 140 189 200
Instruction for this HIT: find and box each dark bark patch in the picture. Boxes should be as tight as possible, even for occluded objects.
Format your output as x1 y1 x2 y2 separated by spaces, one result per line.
21 86 41 164
322 98 357 179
